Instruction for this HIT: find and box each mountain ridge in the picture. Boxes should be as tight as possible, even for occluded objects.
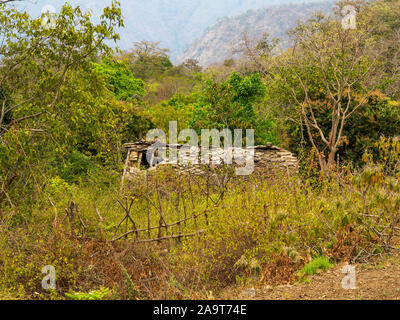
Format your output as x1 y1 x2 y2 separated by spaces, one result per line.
14 0 332 61
177 0 335 66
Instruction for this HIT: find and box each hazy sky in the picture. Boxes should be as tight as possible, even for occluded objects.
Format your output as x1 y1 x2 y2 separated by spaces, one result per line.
13 0 332 60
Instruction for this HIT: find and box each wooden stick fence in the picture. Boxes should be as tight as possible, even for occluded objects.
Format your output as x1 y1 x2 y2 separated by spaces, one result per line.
112 168 233 244
111 209 209 242
48 167 235 244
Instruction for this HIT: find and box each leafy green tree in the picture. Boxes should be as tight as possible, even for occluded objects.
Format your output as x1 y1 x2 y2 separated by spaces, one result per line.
342 92 400 165
95 58 146 101
0 1 123 204
283 90 400 167
46 67 153 169
265 3 388 174
363 0 400 99
190 72 275 144
145 63 204 104
148 93 197 135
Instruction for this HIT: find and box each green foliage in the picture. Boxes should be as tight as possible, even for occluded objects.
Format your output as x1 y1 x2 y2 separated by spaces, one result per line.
365 0 400 99
343 95 400 166
47 176 76 200
60 151 94 184
65 287 112 300
283 91 400 166
261 2 400 172
148 93 197 135
0 1 123 138
0 1 125 205
190 72 277 144
144 61 204 104
95 58 146 101
360 136 400 180
0 227 83 299
298 256 333 281
1 0 400 301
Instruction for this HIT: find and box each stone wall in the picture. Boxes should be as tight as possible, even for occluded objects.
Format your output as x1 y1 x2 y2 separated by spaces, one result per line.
122 141 298 179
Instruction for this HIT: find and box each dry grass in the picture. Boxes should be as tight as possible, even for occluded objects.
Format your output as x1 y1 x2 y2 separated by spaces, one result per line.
0 153 399 300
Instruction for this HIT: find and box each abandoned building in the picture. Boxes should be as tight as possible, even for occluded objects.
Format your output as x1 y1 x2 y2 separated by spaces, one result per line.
122 141 299 180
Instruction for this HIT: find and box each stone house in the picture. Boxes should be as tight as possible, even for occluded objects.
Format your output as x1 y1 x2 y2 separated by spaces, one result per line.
122 141 299 180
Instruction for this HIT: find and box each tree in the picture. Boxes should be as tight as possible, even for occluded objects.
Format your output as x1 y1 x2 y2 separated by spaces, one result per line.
283 90 400 166
269 1 387 174
0 1 123 204
118 41 173 81
95 58 146 101
363 0 400 99
148 93 196 136
233 32 279 77
190 72 275 144
0 0 21 4
181 59 202 73
0 1 123 138
144 59 204 104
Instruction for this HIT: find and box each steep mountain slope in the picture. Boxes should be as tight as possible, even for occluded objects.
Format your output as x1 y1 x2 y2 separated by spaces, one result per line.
14 0 330 61
177 0 335 66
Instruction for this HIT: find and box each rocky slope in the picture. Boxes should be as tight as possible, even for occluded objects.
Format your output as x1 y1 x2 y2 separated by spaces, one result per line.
177 0 335 66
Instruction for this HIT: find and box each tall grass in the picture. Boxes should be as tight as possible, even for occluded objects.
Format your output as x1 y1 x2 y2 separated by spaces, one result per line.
0 139 399 299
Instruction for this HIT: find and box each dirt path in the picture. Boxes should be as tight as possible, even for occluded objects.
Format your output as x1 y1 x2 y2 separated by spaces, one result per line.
222 257 400 300
249 262 400 300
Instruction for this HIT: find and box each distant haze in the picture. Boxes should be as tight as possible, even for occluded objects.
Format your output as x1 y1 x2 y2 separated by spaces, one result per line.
177 1 335 66
16 0 333 62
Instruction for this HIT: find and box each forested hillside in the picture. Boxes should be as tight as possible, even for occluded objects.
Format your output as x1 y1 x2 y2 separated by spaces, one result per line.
0 0 399 301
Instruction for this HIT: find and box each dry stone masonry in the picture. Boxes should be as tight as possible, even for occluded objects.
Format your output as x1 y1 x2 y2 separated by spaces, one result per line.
122 141 299 180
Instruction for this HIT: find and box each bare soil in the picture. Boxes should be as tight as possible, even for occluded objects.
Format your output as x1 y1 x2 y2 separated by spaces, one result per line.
252 261 400 300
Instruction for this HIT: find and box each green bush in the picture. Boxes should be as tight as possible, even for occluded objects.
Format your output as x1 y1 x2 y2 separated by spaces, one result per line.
298 256 333 281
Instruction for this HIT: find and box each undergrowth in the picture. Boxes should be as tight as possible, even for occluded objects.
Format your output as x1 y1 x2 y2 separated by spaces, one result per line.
0 138 399 299
297 256 333 282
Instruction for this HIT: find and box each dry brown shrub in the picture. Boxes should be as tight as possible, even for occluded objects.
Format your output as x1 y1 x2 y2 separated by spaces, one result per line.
80 240 175 299
259 254 303 286
326 225 362 263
